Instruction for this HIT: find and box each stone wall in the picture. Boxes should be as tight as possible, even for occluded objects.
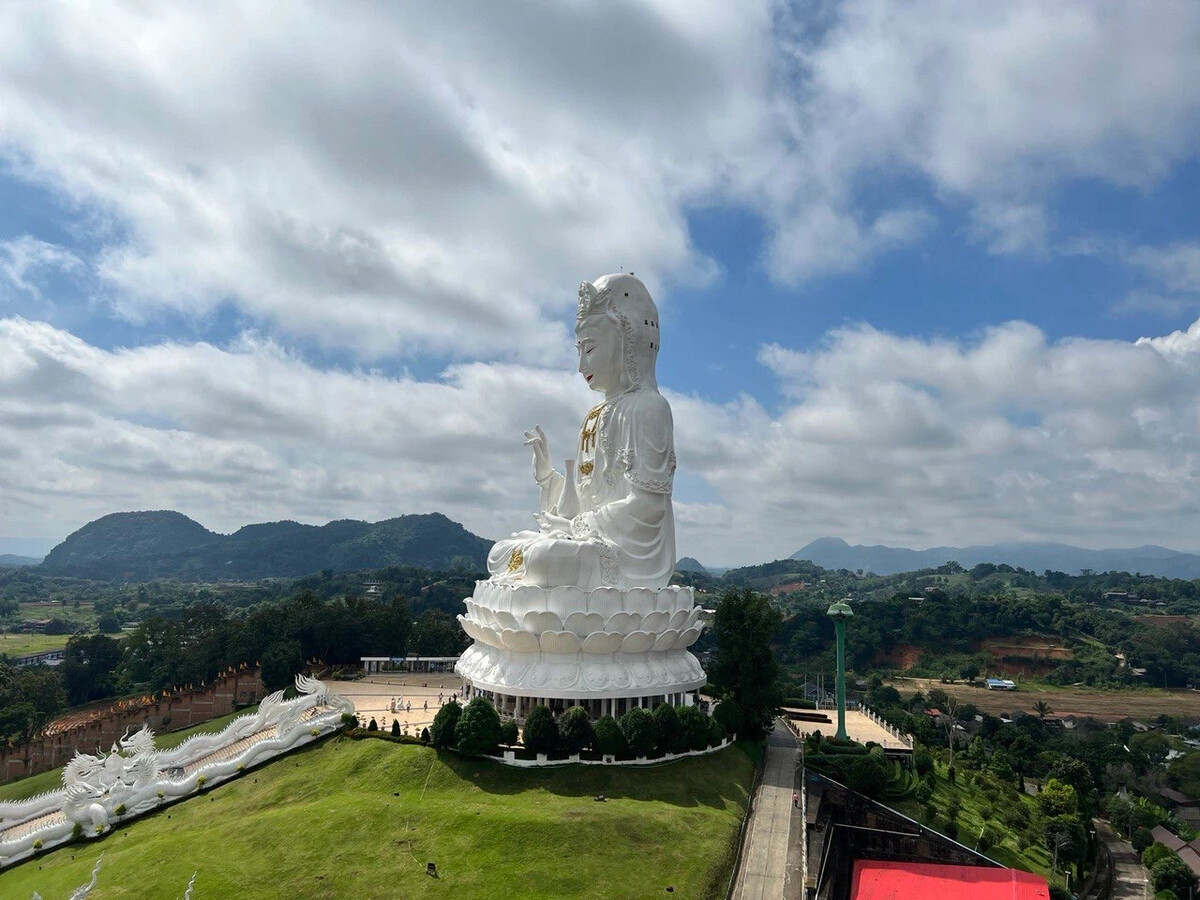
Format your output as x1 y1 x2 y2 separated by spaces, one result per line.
0 664 264 783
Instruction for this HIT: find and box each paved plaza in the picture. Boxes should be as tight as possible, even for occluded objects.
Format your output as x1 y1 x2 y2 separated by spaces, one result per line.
785 708 912 751
327 673 464 735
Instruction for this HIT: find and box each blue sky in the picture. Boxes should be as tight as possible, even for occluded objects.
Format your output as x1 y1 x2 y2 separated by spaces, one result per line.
3 1 1200 565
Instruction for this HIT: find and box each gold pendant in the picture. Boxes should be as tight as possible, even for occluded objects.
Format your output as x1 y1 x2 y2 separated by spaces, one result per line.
506 547 524 574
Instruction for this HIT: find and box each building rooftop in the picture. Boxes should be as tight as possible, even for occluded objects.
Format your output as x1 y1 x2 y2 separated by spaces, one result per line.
851 861 1049 900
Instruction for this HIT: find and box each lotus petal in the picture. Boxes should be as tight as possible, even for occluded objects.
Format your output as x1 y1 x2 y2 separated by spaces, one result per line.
582 632 623 654
668 609 689 630
522 610 562 634
539 631 582 654
564 612 604 638
625 587 657 617
509 584 545 618
493 610 521 631
675 626 702 649
548 585 586 619
606 612 642 636
655 588 677 611
620 631 656 654
501 628 541 654
684 607 703 629
641 611 669 633
587 587 622 618
653 629 680 651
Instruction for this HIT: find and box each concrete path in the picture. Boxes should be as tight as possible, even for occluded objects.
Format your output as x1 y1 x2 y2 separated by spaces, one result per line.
732 720 799 900
1096 820 1150 900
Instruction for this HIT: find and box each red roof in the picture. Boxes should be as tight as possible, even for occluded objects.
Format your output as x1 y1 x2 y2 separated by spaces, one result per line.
851 861 1050 900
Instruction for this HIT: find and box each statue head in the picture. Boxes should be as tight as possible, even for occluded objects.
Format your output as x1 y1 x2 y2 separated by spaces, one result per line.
575 273 660 395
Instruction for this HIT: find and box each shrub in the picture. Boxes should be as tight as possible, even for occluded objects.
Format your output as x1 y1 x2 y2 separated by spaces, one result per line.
420 727 430 743
114 803 126 816
979 805 994 822
156 791 164 800
523 705 559 756
71 822 84 842
560 706 594 755
430 701 463 748
391 720 401 737
1133 827 1155 853
653 703 686 755
619 708 657 758
944 819 958 840
713 698 743 736
594 715 627 757
311 727 321 736
197 775 207 788
341 713 359 728
708 716 727 747
679 705 711 752
454 697 503 756
1151 856 1198 898
32 839 42 850
921 802 937 824
947 765 956 784
500 719 519 746
1156 891 1178 900
1144 843 1176 870
913 782 933 804
367 718 378 732
913 749 934 777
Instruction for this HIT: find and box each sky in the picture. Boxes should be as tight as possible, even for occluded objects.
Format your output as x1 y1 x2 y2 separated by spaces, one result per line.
2 1 1200 566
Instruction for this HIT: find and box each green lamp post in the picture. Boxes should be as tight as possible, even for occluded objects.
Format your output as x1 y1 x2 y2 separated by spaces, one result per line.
826 598 854 741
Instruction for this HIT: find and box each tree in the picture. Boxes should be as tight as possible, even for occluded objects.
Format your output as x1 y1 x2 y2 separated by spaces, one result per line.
652 703 685 754
260 639 302 693
97 612 122 634
713 699 742 738
523 705 559 756
430 700 462 748
1033 700 1053 720
679 705 711 752
454 697 502 756
594 715 627 757
559 706 594 755
707 588 784 740
61 634 123 705
1151 856 1198 899
1131 827 1154 854
391 720 401 736
1037 779 1079 819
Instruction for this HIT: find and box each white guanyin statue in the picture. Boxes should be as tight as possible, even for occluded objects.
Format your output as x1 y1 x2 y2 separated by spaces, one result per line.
455 274 705 721
487 273 676 591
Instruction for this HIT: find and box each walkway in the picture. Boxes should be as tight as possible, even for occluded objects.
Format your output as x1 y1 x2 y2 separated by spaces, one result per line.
732 720 800 900
1096 820 1150 900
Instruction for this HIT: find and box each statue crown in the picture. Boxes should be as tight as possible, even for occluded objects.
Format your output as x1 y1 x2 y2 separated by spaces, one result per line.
577 281 613 320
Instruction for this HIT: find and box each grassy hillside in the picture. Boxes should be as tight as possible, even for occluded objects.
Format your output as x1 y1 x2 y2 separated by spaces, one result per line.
0 737 757 900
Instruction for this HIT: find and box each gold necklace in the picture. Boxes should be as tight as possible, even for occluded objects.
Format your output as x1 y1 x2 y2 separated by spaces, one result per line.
579 403 604 455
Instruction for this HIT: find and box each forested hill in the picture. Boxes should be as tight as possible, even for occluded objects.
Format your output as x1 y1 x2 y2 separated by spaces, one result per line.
39 510 491 581
0 555 40 568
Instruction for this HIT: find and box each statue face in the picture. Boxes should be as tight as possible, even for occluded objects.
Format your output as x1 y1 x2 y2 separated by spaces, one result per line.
576 315 623 396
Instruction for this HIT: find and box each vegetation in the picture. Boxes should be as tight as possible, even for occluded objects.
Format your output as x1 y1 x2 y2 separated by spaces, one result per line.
522 705 559 756
707 588 783 739
0 737 757 900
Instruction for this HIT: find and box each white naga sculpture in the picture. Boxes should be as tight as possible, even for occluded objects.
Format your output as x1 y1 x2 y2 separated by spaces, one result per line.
456 274 705 718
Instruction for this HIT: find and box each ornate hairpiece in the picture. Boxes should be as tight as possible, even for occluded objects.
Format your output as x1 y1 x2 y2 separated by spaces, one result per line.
577 281 612 320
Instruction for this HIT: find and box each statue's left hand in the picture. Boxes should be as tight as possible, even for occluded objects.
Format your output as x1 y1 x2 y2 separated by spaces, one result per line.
535 511 573 538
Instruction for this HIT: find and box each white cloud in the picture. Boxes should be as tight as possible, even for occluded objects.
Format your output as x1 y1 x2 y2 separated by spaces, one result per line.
4 314 1200 566
2 0 1197 337
0 237 83 301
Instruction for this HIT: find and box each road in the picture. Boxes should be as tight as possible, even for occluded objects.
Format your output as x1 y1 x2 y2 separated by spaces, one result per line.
732 720 800 900
1096 820 1150 900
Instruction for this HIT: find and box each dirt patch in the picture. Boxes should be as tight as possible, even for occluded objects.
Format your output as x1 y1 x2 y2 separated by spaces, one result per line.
1135 615 1191 628
874 643 923 669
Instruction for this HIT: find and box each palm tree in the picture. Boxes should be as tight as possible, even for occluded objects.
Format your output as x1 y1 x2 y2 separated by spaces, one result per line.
1033 700 1052 720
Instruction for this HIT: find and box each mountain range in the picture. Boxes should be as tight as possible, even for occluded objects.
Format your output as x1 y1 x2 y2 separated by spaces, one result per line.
792 536 1200 579
39 511 492 581
0 554 40 568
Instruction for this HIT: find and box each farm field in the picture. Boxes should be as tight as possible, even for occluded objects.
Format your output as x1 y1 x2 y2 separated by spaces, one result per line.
0 737 757 900
891 676 1200 722
0 633 71 657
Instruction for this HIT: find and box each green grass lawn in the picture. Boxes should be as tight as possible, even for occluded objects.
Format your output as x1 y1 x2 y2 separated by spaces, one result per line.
891 761 1053 878
0 707 259 803
0 632 71 657
0 737 756 900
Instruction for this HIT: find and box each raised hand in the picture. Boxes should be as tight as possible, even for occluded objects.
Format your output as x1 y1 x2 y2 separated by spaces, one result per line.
524 425 553 485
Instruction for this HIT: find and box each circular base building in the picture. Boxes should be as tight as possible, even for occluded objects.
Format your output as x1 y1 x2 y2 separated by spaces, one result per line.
455 581 705 720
